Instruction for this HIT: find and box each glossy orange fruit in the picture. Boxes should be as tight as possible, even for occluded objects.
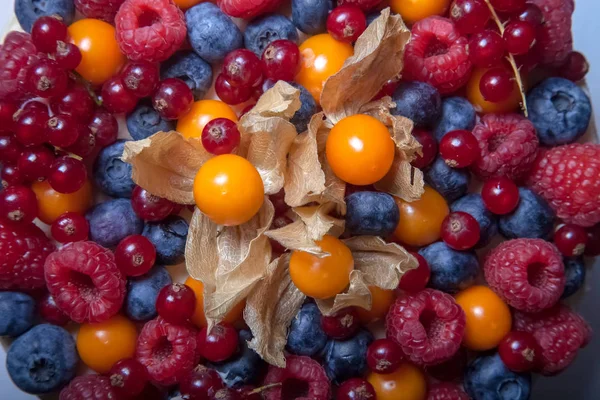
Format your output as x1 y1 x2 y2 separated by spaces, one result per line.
31 179 93 224
390 0 451 25
177 100 238 140
367 363 427 400
184 277 246 328
172 0 203 10
467 67 522 114
357 285 396 323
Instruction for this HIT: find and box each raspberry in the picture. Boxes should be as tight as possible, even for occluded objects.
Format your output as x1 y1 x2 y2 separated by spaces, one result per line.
484 239 564 313
337 0 383 12
0 32 41 101
0 220 55 290
263 355 331 400
74 0 126 23
44 241 126 323
403 17 472 94
527 143 600 227
514 304 591 375
218 0 283 19
386 289 466 366
427 382 470 400
136 317 197 386
530 0 574 66
471 114 539 181
115 0 187 63
59 375 117 400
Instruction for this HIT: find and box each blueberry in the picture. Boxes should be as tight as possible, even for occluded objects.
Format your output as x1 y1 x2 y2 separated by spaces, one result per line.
419 242 479 294
451 194 498 248
291 0 332 34
321 329 373 384
432 96 476 142
86 198 144 248
94 140 135 198
7 324 78 394
391 81 441 128
161 51 213 100
425 157 470 203
186 3 243 63
15 0 75 32
527 77 591 146
127 102 176 141
209 330 265 388
125 265 172 321
143 216 188 265
345 192 399 237
286 303 327 357
290 83 317 133
562 257 586 299
244 14 299 57
464 353 531 400
499 188 555 240
0 292 35 337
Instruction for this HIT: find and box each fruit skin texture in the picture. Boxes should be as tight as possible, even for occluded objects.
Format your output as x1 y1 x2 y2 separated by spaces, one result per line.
14 0 75 33
75 0 126 22
208 329 264 388
338 0 382 11
0 31 40 101
292 0 332 35
125 265 172 321
244 14 299 57
427 382 469 400
94 140 136 198
161 51 214 100
366 338 403 374
390 0 451 25
177 99 238 139
418 242 479 293
345 192 400 236
337 378 377 400
286 303 328 357
562 257 585 299
464 353 531 400
357 285 395 323
530 0 574 66
127 102 176 140
432 97 476 142
424 157 470 203
143 216 189 265
264 355 331 400
499 187 555 240
451 193 498 247
218 0 283 19
498 331 540 373
7 324 78 395
0 292 36 337
391 81 442 128
367 363 427 400
59 374 117 400
485 238 565 313
321 329 374 384
467 67 521 115
86 198 144 248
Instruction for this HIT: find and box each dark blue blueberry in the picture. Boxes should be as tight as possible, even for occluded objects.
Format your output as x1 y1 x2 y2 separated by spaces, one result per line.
464 353 531 400
562 257 586 299
286 303 327 357
244 14 299 57
0 292 35 337
290 83 317 133
321 329 373 384
345 191 399 237
527 77 591 146
161 51 213 100
86 198 144 248
291 0 332 34
210 330 265 388
94 140 135 198
127 102 176 141
7 324 78 394
125 265 172 322
419 242 479 294
391 81 441 128
425 157 470 203
142 216 188 265
15 0 75 32
186 3 243 63
451 193 498 248
499 188 555 240
432 96 476 142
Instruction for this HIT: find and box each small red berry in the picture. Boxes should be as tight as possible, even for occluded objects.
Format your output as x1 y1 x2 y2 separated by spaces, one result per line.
269 189 289 217
198 323 239 363
89 108 119 147
479 67 514 103
0 135 24 164
101 76 139 114
222 49 263 88
515 4 544 27
261 40 302 81
51 84 95 123
0 185 38 223
180 366 225 399
468 30 505 68
65 128 96 158
51 212 90 243
131 186 175 221
366 338 403 374
152 78 194 120
481 177 520 215
53 41 82 70
397 252 430 293
109 358 149 398
156 283 196 325
48 156 87 194
15 108 49 147
498 331 540 372
121 61 160 98
46 114 82 148
26 58 68 99
439 129 479 168
215 74 252 105
554 224 588 257
1 165 24 187
449 0 490 35
441 211 481 250
585 224 600 257
31 16 68 53
558 51 589 82
115 235 156 277
327 5 367 43
321 307 360 340
411 129 437 169
201 118 241 155
17 146 55 181
489 0 526 13
38 292 70 326
337 378 377 400
503 21 537 56
372 78 399 101
0 101 18 133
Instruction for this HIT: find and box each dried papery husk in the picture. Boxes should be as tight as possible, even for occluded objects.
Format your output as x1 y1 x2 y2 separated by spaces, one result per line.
245 254 306 367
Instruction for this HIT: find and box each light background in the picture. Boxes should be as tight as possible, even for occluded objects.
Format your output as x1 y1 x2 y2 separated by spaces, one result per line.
0 1 599 398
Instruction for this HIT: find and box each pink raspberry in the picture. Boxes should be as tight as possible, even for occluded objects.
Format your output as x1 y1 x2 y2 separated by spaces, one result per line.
386 289 466 366
484 239 564 313
75 0 126 23
337 0 383 11
136 317 197 386
0 31 41 101
218 0 283 19
0 220 55 290
514 304 591 375
115 0 187 62
427 382 470 400
530 0 574 66
44 241 126 323
59 375 117 400
471 113 539 181
263 355 331 400
403 16 472 94
527 143 600 227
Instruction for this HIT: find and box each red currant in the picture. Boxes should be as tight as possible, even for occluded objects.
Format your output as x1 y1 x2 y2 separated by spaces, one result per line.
180 366 225 399
31 16 68 53
53 41 82 70
239 103 256 117
327 5 367 43
201 118 241 155
22 100 48 113
321 307 360 340
109 358 149 398
66 128 96 158
553 224 588 257
372 78 400 100
468 30 506 68
489 0 525 13
156 283 196 324
585 224 600 257
261 40 302 82
115 235 157 277
51 84 95 123
270 215 293 255
269 189 289 217
410 129 437 169
46 114 81 148
558 51 589 82
222 49 263 88
15 108 49 147
503 21 536 55
48 156 87 194
0 135 24 164
1 165 24 187
198 323 239 363
0 100 18 133
337 378 377 400
481 177 519 215
152 78 194 120
17 146 55 181
38 292 70 326
397 252 430 293
101 76 138 114
51 212 90 243
515 4 544 27
426 347 467 381
498 331 540 372
131 186 175 221
215 74 252 105
441 211 480 250
89 108 119 147
480 67 514 103
26 58 68 99
439 129 479 168
449 0 490 35
366 338 403 374
0 185 38 223
122 61 160 98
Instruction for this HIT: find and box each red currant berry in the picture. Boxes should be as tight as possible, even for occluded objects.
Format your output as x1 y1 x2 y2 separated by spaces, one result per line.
222 49 263 88
261 40 302 81
51 84 95 123
411 129 437 169
515 4 544 27
554 224 588 257
31 16 68 53
269 188 289 217
503 21 537 55
45 114 81 148
101 76 138 114
17 146 55 181
397 252 430 293
439 129 479 168
489 0 525 13
53 41 82 70
122 61 160 98
109 358 149 398
0 185 38 223
65 128 96 158
15 108 49 147
337 378 377 400
479 67 514 103
372 78 400 100
468 30 506 68
327 5 367 43
180 366 225 399
48 156 87 194
26 58 68 99
321 307 360 340
38 292 70 326
156 283 196 325
198 323 239 363
201 118 241 155
585 224 600 257
426 347 467 381
0 100 18 133
51 212 90 243
558 51 589 82
366 338 403 374
441 211 480 250
269 215 293 255
498 331 540 372
115 235 156 277
215 74 252 105
1 164 24 187
22 100 48 113
239 103 256 117
131 186 175 221
89 108 118 147
0 135 24 164
481 177 519 215
449 0 490 35
152 78 194 120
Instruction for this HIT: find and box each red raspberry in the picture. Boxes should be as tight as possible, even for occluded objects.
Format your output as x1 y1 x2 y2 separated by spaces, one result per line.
530 0 574 66
75 0 126 23
484 239 564 313
136 317 197 386
0 220 55 290
59 375 117 400
218 0 283 19
337 0 383 12
0 32 42 101
403 17 472 94
527 143 600 227
44 241 126 323
514 304 591 375
386 289 466 366
471 114 539 181
115 0 187 62
263 355 331 400
427 382 470 400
